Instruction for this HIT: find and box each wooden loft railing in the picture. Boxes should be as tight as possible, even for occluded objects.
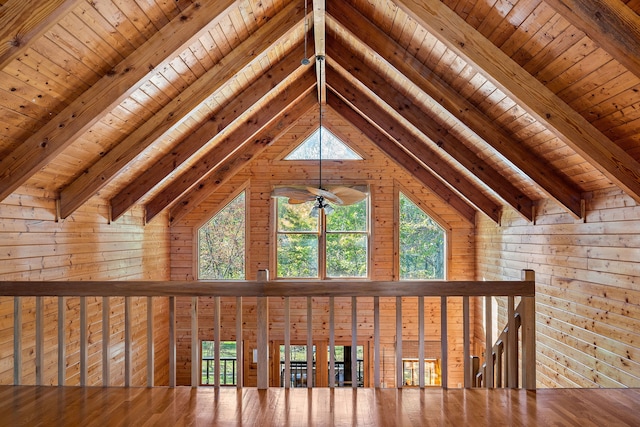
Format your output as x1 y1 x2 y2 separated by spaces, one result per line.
0 269 535 390
472 272 536 390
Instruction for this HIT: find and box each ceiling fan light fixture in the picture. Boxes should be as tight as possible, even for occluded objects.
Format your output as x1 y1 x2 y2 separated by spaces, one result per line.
310 195 333 217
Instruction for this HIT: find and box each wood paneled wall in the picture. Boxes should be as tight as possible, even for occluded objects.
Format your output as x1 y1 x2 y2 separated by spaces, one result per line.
171 107 477 387
0 187 171 385
477 188 640 388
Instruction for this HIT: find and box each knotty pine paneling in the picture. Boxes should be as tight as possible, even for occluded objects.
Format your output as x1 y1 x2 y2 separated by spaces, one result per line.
0 187 171 386
477 187 640 388
171 107 477 387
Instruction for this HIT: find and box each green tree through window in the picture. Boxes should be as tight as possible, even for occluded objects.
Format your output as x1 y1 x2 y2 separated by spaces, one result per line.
198 192 245 279
276 196 368 278
399 192 446 279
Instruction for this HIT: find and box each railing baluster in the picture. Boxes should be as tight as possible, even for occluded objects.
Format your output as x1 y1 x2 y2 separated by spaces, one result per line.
58 297 65 386
507 295 516 388
463 296 470 388
103 297 110 386
284 296 291 388
351 296 357 388
418 296 424 388
257 295 268 389
14 296 21 385
125 296 132 387
485 296 493 388
80 296 87 386
396 296 402 388
147 296 154 387
328 296 334 388
306 296 313 388
36 296 44 386
522 271 536 390
441 296 448 389
495 341 503 387
191 297 199 388
213 296 220 388
256 270 269 390
373 296 380 388
236 296 242 388
169 296 176 388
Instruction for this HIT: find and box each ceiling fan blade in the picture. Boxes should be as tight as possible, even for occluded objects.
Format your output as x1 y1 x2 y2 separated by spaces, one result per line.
306 187 344 205
271 187 315 202
287 198 308 204
331 186 367 205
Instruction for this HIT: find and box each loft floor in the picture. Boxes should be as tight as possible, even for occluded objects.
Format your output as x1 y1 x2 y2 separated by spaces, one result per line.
1 386 639 426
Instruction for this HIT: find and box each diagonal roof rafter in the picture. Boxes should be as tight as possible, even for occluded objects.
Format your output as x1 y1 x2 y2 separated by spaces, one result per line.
327 38 534 221
327 0 583 219
0 0 239 204
110 43 313 221
168 93 319 224
58 0 307 219
326 65 501 222
544 0 640 81
394 0 640 206
145 67 317 223
327 89 477 225
0 0 85 69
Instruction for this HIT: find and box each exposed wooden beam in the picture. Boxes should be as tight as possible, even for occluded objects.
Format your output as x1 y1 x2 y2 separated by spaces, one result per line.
145 68 317 223
327 39 534 221
545 0 640 81
169 93 318 224
111 43 312 221
312 0 326 103
326 68 498 223
0 279 534 297
59 0 305 219
0 0 84 69
328 0 583 218
0 0 238 203
395 0 640 205
327 90 477 225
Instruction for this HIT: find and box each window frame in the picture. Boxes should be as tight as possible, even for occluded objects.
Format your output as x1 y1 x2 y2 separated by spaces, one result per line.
395 187 451 281
195 185 249 280
273 189 370 280
278 125 365 162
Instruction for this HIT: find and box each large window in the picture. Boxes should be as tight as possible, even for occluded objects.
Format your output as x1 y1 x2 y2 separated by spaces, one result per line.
276 197 368 279
198 191 246 279
399 192 446 279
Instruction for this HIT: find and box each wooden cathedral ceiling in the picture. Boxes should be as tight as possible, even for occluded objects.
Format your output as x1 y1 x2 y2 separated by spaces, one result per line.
0 0 639 225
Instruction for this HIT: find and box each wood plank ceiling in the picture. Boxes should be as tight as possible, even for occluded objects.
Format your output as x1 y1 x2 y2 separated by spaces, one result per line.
0 0 639 225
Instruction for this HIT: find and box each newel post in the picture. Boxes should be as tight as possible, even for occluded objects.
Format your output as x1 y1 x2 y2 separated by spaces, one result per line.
257 270 269 389
521 269 536 390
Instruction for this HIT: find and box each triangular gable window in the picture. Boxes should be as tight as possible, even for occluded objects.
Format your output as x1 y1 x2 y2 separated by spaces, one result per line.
285 126 362 160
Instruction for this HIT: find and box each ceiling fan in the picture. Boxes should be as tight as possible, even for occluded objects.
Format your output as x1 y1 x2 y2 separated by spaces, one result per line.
271 185 367 206
271 54 366 215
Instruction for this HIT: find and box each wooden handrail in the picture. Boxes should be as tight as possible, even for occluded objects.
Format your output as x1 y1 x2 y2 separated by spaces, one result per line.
0 279 535 297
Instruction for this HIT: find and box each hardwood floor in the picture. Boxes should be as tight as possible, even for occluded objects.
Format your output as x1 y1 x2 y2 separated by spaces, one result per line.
1 386 639 426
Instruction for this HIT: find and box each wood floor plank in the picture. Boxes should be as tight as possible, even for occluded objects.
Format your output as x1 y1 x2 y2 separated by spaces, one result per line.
0 386 639 426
